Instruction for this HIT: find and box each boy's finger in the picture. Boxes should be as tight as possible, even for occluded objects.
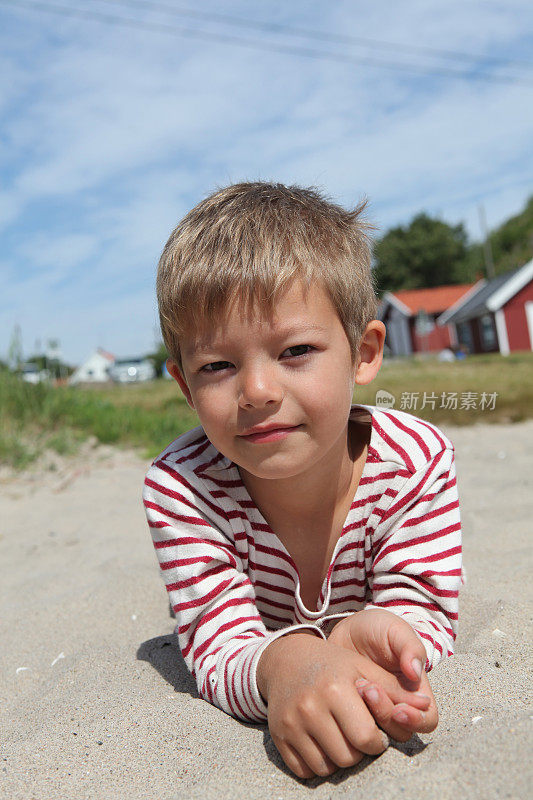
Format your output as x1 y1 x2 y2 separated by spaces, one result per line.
386 685 431 710
391 702 438 734
313 729 366 774
294 733 348 777
383 671 438 720
279 741 316 780
388 624 427 684
356 680 415 742
363 667 432 709
330 691 390 757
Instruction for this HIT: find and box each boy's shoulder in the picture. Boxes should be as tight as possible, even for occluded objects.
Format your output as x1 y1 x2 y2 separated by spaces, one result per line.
353 404 454 475
146 424 228 480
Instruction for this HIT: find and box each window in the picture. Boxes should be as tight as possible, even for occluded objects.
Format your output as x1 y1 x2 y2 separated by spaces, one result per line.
456 321 474 353
480 314 497 351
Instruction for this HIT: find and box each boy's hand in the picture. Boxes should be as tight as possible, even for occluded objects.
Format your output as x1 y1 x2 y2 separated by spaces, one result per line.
327 610 438 737
257 631 390 779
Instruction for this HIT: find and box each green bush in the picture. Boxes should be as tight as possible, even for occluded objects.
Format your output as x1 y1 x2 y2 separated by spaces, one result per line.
0 372 197 468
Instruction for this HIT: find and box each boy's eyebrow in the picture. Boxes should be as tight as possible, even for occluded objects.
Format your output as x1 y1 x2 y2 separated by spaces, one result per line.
271 322 330 337
183 323 329 357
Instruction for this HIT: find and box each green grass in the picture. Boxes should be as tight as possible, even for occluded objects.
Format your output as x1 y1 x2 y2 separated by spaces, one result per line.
1 350 532 469
0 371 197 469
354 351 533 426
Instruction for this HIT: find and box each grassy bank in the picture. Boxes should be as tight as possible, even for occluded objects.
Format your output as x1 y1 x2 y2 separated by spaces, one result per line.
0 370 197 469
356 351 533 426
1 351 532 469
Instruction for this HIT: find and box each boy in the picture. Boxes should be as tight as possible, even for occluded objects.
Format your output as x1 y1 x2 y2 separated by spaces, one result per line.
143 182 461 779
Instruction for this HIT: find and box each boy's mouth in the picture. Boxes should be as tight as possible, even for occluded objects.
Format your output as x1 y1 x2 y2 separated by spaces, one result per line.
238 423 301 443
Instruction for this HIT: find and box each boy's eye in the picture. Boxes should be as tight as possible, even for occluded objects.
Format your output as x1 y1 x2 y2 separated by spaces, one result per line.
201 361 233 373
199 347 313 371
282 345 312 358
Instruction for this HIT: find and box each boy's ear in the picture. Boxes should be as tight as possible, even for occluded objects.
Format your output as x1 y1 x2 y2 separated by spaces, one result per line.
166 359 195 409
354 320 386 386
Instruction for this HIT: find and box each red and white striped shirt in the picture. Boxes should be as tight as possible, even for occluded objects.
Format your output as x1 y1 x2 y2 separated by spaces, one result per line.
143 405 461 723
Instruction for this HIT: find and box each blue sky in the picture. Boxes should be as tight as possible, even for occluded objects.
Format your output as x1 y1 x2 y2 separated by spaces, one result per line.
1 0 532 365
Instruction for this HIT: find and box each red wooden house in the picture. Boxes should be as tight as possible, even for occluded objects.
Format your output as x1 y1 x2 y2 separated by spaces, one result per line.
378 283 477 356
437 258 533 355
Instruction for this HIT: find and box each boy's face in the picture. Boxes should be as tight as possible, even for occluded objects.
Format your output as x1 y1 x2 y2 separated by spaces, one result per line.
169 280 381 482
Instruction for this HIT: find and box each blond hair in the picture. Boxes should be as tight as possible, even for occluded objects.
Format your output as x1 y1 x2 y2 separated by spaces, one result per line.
157 181 377 366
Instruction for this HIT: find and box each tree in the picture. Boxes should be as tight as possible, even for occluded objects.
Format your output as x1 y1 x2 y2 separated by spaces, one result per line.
487 195 533 274
7 324 23 372
146 341 169 378
373 213 473 295
446 196 533 281
373 195 533 295
26 353 73 380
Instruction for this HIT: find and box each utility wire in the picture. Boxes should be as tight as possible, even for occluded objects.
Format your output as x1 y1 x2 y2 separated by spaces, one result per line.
99 0 533 71
2 0 533 87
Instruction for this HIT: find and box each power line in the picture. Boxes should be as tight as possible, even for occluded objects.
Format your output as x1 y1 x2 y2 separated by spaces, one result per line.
99 0 533 72
418 173 533 215
2 0 533 87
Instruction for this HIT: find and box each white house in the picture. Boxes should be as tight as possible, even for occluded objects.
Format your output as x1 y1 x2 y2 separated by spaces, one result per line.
69 348 115 384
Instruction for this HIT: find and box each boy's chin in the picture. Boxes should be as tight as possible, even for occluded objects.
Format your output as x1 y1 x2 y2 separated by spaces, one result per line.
236 459 313 482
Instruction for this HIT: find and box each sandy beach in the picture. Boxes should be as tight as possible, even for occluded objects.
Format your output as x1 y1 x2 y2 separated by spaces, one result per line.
1 421 532 800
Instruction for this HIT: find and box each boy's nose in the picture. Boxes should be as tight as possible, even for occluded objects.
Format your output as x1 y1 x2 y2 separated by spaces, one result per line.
238 364 283 409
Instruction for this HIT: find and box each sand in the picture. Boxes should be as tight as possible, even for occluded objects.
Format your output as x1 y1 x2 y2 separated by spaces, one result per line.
1 422 532 800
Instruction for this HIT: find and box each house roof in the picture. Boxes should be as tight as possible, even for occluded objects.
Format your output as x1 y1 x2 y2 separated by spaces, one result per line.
96 347 115 361
439 259 532 325
487 257 533 312
382 283 476 317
